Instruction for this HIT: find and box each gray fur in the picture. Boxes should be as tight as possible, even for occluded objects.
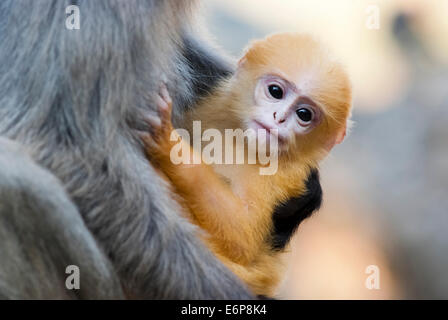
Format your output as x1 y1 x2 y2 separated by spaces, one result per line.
0 137 124 299
0 0 252 299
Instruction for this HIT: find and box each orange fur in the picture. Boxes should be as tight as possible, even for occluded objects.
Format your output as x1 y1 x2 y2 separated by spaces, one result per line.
143 33 352 296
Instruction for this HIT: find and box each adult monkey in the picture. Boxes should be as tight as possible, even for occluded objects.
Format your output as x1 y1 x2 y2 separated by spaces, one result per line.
0 0 321 299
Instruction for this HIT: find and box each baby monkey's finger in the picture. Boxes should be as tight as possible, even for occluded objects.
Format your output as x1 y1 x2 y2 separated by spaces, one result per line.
159 83 172 106
143 112 162 130
157 84 173 126
138 131 157 150
155 95 171 123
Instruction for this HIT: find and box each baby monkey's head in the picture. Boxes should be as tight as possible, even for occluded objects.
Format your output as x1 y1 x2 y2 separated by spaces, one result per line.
234 33 352 162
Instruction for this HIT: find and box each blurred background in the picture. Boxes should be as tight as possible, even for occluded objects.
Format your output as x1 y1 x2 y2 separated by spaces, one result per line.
200 0 448 299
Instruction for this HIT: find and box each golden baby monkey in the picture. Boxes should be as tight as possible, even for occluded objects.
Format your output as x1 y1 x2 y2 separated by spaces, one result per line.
142 33 352 296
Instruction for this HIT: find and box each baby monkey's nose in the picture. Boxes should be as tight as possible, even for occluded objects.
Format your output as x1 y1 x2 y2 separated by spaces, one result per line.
273 112 286 123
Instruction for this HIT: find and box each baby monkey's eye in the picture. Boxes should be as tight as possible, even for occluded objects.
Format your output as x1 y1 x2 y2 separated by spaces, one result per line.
296 107 313 125
268 85 284 99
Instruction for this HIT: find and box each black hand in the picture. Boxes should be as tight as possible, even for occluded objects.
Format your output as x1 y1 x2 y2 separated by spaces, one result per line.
270 169 323 251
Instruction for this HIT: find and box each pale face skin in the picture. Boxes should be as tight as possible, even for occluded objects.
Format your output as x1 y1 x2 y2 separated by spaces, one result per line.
246 72 346 153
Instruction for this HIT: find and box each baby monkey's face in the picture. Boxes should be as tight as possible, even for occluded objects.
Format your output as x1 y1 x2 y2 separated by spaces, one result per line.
245 70 350 158
238 33 352 157
247 73 323 151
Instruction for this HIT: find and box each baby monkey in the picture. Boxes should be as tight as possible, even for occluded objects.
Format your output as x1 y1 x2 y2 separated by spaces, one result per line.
142 33 352 296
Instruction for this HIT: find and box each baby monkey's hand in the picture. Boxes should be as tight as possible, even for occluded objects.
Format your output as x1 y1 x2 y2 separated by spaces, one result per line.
141 84 177 163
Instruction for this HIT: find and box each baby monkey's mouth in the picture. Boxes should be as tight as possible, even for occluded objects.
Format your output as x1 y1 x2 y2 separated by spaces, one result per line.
251 119 288 145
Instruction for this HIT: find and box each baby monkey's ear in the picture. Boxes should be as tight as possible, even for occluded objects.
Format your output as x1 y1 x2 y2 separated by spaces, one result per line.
234 56 249 78
324 123 347 152
237 56 248 68
335 125 347 145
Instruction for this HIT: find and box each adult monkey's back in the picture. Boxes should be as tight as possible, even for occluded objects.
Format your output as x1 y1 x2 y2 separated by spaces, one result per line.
0 1 321 299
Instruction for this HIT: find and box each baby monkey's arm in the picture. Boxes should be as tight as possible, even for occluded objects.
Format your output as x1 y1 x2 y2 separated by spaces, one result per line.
141 85 263 265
